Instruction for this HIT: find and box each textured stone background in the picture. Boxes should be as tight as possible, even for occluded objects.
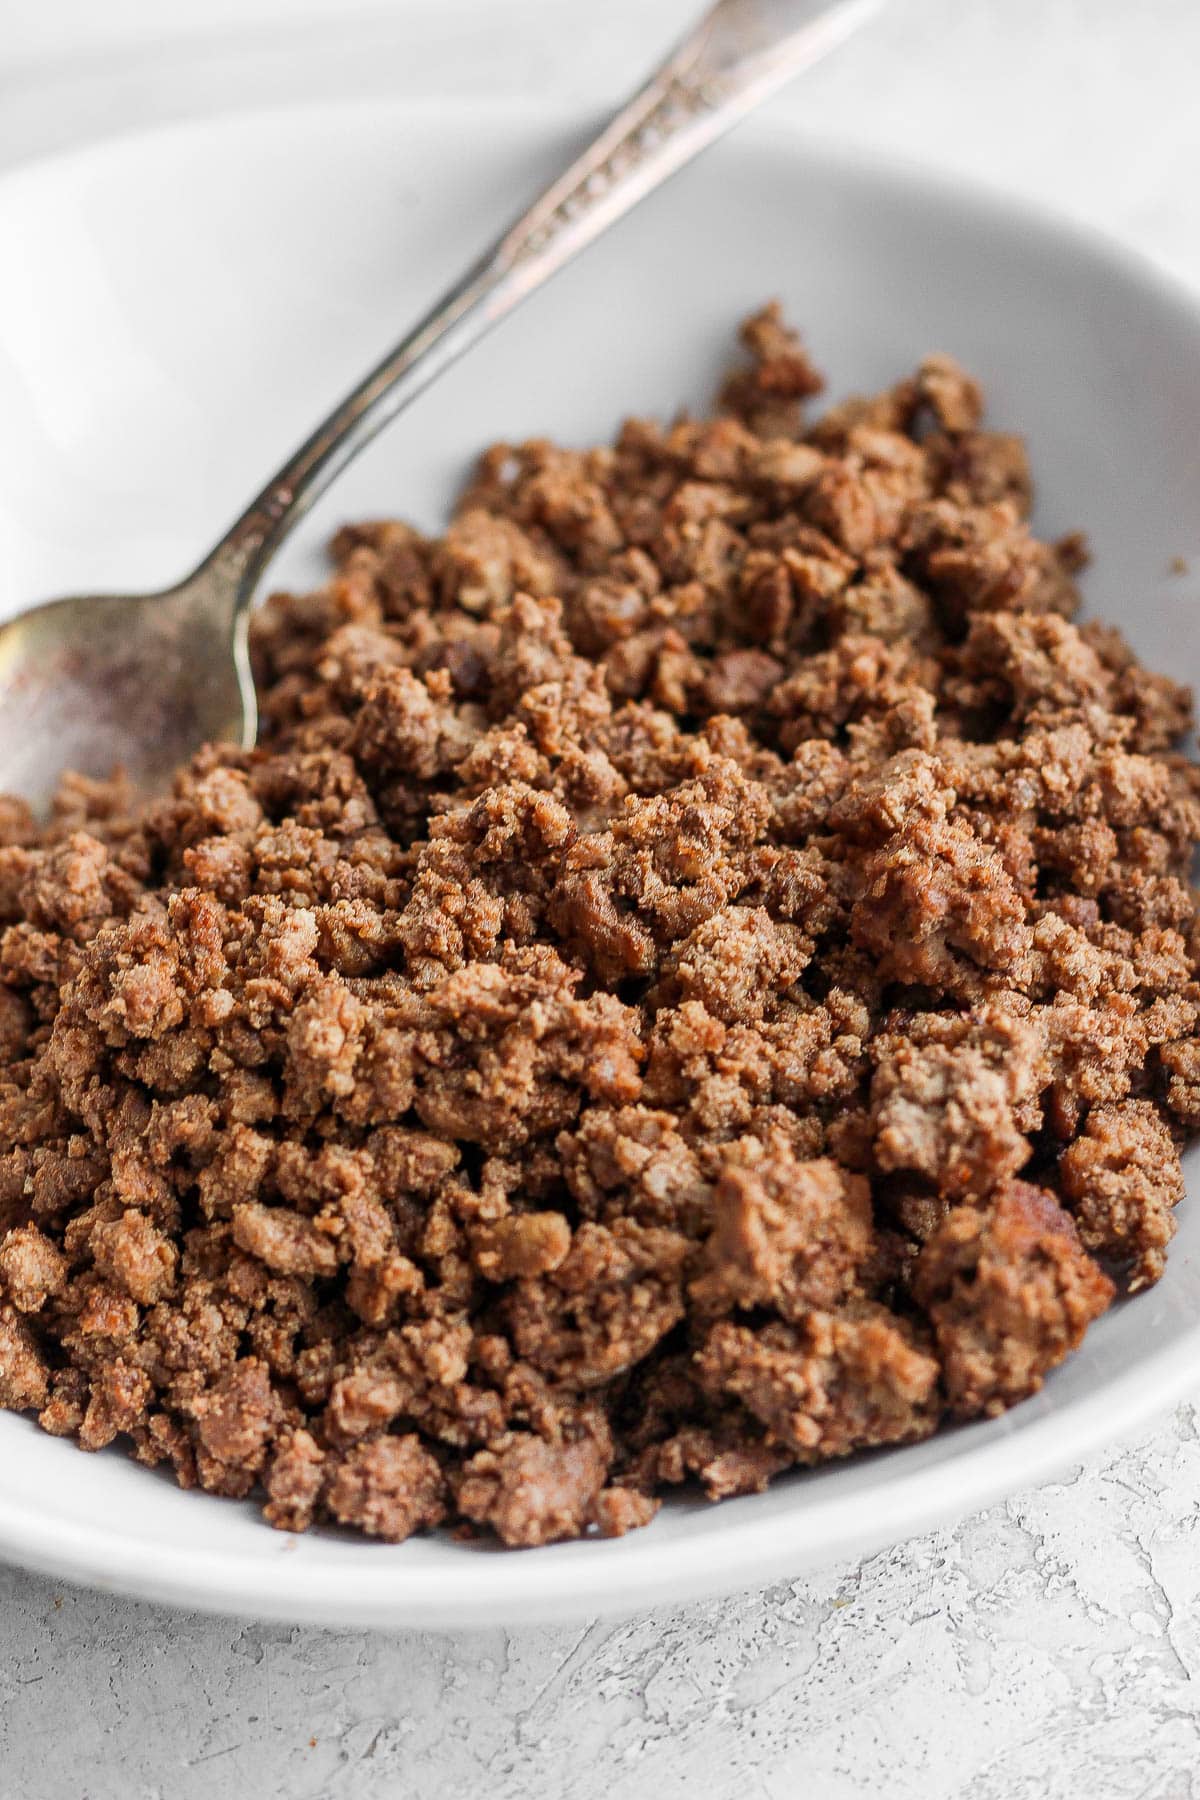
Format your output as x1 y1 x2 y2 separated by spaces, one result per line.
3 3 1200 1795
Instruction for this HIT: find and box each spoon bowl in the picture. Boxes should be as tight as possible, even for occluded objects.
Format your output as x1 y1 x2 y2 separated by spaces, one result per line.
0 567 253 813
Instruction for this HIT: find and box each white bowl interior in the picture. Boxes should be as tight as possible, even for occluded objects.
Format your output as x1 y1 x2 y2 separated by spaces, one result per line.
1 101 1200 1627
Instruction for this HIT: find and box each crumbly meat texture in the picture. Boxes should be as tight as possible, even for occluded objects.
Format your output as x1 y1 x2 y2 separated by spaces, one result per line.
1 309 1198 1546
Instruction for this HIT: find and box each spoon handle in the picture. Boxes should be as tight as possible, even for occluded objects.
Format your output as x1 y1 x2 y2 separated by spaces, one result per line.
203 0 882 620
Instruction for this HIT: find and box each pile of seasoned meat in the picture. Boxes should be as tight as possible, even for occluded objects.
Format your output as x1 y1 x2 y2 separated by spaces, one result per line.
1 310 1197 1547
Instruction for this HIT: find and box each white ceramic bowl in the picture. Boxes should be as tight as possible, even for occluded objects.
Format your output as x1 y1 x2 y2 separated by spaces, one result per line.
2 100 1200 1629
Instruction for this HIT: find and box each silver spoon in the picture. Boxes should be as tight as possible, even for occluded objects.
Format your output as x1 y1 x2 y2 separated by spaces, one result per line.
0 0 881 812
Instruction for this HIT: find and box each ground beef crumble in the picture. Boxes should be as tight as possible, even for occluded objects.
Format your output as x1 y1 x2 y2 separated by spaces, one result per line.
1 309 1197 1546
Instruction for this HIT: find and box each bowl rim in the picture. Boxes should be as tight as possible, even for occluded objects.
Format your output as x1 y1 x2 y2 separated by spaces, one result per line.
1 94 1198 1629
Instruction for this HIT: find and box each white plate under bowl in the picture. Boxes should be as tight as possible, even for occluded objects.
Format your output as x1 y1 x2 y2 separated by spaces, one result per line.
2 100 1200 1630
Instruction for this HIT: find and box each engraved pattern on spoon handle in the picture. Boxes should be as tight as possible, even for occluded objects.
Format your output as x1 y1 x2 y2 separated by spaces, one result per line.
491 0 878 280
207 0 882 614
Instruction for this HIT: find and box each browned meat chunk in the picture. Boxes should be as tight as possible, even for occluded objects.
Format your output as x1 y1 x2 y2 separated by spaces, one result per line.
690 1137 871 1319
696 1305 939 1459
914 1181 1114 1415
456 1418 611 1547
1058 1101 1184 1289
325 1434 446 1542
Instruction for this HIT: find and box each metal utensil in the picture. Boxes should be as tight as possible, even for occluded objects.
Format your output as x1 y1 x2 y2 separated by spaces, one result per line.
0 0 881 811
